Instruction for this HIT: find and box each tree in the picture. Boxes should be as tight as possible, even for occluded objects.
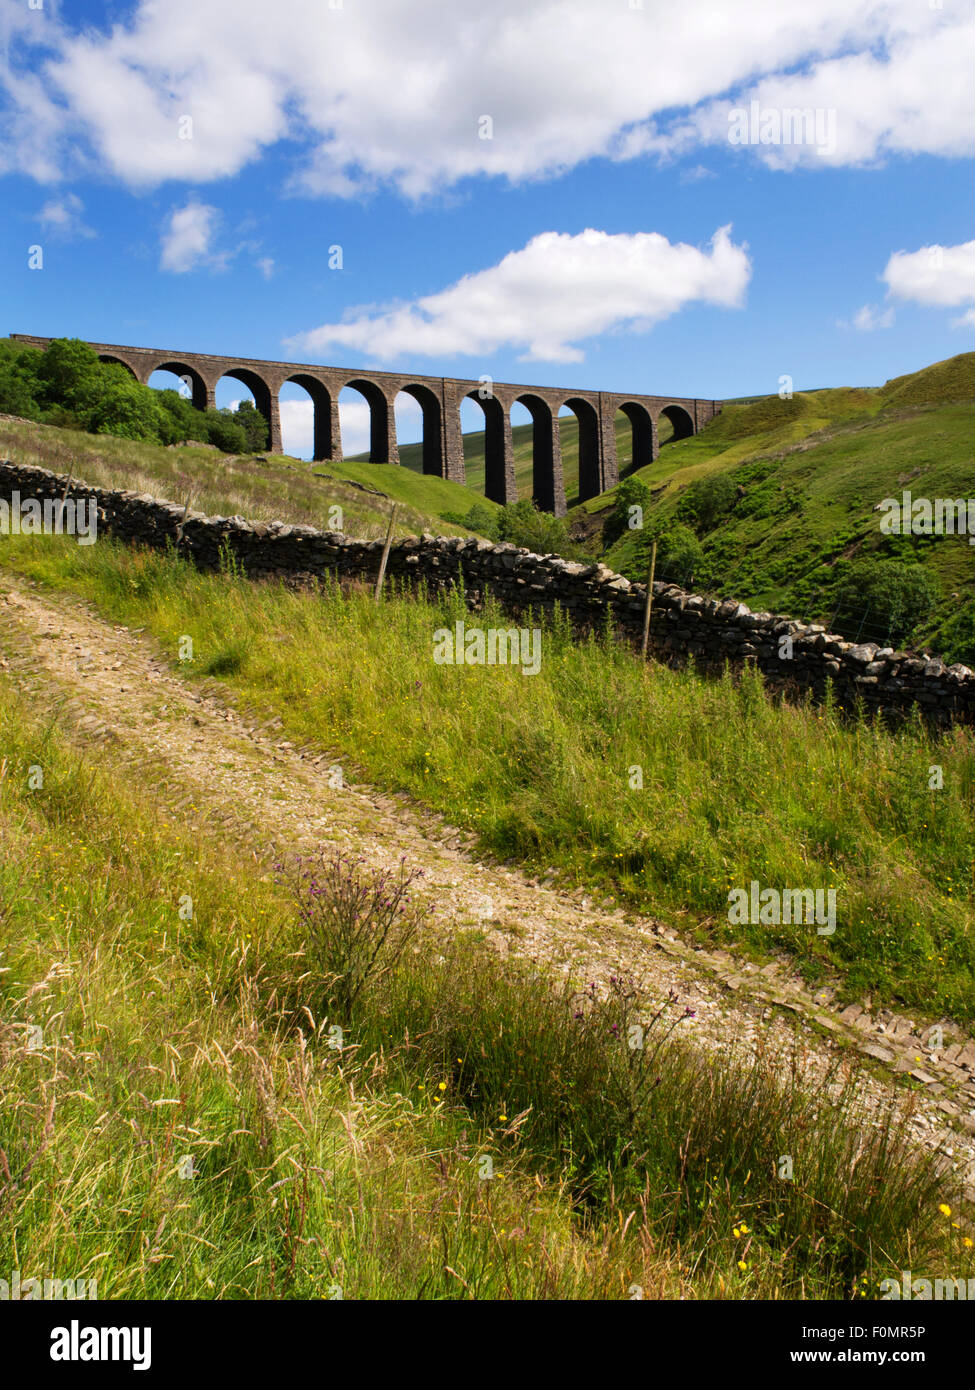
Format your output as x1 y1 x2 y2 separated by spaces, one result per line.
156 389 210 445
203 409 248 454
653 523 704 587
232 398 270 452
33 338 104 414
0 342 41 419
496 498 580 557
84 364 167 440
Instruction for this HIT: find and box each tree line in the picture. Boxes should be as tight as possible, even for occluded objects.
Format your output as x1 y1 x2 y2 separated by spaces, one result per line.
0 337 269 454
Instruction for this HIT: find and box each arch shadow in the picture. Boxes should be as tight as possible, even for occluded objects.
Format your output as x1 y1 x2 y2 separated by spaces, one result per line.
561 397 601 503
343 378 391 461
659 404 694 443
615 401 655 476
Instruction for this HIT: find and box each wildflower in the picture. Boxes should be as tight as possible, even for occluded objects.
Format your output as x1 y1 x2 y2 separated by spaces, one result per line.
939 1204 952 1217
963 1237 973 1249
737 1260 748 1272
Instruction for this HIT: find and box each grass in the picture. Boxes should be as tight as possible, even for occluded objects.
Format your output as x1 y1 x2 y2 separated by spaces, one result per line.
0 681 653 1300
0 415 491 542
0 677 967 1300
4 532 974 1022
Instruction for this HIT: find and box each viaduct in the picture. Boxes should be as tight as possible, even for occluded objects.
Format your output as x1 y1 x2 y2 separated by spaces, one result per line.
11 334 722 517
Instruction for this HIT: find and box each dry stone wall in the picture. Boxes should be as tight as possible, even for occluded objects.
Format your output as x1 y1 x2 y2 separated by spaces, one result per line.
2 458 972 726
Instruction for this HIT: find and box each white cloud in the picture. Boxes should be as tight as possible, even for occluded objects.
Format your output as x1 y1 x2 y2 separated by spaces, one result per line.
159 200 224 273
256 256 275 279
850 303 894 331
288 225 751 364
882 240 975 329
3 1 975 195
36 192 95 239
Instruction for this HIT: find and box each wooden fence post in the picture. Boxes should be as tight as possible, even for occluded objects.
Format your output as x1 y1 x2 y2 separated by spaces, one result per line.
641 538 658 659
374 503 399 602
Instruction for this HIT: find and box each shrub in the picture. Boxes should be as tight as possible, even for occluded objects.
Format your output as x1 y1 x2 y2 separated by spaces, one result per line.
651 523 704 587
202 409 248 454
831 557 941 642
496 498 585 558
441 503 500 539
676 472 738 534
607 475 653 544
0 342 42 420
938 598 975 667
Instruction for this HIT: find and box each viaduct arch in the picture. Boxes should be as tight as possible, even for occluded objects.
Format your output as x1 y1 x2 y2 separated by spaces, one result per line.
11 335 722 518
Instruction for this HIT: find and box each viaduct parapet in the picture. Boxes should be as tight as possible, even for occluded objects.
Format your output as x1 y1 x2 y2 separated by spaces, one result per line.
10 334 722 517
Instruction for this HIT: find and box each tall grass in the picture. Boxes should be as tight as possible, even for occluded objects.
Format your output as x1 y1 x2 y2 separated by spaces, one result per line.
0 684 659 1300
0 682 966 1300
5 533 974 1018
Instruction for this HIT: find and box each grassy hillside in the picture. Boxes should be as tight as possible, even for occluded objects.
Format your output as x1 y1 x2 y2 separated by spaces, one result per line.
0 415 496 542
5 349 975 661
591 354 975 662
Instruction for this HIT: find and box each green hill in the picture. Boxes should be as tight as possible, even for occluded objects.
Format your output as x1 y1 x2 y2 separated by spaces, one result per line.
588 355 975 663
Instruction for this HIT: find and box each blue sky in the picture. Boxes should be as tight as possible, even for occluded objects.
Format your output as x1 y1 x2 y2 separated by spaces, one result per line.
3 0 975 456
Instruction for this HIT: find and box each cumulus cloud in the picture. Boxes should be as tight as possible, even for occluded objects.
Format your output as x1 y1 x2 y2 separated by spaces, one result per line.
882 239 975 327
159 200 225 273
36 192 95 239
2 0 974 195
288 226 751 364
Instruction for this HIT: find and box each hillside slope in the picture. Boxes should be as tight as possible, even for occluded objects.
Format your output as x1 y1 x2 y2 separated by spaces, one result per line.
588 354 975 662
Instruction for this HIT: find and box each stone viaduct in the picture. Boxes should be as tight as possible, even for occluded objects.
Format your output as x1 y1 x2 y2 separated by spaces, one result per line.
11 334 722 517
